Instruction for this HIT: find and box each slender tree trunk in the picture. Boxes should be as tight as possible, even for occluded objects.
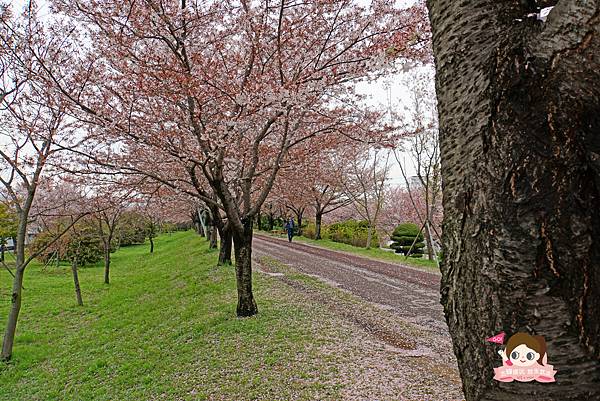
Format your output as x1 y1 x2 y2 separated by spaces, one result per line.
232 220 258 317
296 210 304 237
149 237 154 253
255 211 261 231
267 213 274 231
103 241 110 284
1 265 23 361
1 224 27 361
198 209 207 238
218 226 233 266
427 1 600 399
71 259 83 306
424 221 434 260
209 225 218 249
315 211 323 240
365 225 373 249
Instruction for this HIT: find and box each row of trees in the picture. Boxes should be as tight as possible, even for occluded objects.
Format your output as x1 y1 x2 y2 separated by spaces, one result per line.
257 91 442 255
0 0 432 361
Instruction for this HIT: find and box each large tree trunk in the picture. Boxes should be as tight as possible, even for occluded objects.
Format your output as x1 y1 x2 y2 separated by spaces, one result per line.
218 226 233 266
103 241 110 284
427 1 600 400
232 220 258 317
71 259 83 306
315 211 323 240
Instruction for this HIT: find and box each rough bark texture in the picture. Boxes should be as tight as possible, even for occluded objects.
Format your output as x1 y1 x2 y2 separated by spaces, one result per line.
232 219 258 317
218 226 233 266
427 0 600 399
71 259 83 306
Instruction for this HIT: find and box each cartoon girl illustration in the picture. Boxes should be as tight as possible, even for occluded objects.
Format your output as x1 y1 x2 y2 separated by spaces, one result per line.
494 332 557 383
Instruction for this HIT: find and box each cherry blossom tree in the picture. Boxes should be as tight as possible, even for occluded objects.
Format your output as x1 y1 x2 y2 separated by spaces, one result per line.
394 67 441 260
342 146 391 249
50 0 430 317
0 3 90 361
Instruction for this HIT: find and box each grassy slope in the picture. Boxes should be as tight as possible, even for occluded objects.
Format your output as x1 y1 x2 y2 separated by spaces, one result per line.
0 231 354 400
260 231 440 273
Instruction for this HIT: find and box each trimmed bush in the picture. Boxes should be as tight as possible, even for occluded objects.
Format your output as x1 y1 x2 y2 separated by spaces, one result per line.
390 223 424 258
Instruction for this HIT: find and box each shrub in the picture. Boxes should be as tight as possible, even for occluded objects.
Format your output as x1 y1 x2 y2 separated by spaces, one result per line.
327 220 379 248
390 223 424 257
118 212 147 246
30 220 103 266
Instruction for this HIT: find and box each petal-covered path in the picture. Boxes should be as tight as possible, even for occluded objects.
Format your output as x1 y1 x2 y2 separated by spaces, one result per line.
254 234 447 335
253 234 465 400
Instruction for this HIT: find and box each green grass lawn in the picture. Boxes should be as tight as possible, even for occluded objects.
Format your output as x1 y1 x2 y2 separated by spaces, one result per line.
0 231 357 400
259 231 440 273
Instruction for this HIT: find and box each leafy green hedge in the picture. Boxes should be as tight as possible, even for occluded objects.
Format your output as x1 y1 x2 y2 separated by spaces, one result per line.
305 220 378 248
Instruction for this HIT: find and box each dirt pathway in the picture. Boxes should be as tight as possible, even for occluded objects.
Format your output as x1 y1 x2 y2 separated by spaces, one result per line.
253 234 447 336
252 234 464 400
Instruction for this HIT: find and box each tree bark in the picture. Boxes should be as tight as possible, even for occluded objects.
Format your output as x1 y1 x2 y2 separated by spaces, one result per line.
315 211 323 240
1 217 27 361
208 225 218 249
71 259 83 306
424 221 434 260
267 213 274 231
218 225 233 266
103 241 110 284
149 237 154 253
232 219 258 317
427 1 600 399
1 265 23 361
255 211 261 231
198 208 208 238
295 210 304 237
365 225 373 249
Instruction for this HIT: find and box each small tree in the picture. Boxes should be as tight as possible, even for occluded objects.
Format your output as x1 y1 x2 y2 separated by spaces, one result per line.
390 223 424 258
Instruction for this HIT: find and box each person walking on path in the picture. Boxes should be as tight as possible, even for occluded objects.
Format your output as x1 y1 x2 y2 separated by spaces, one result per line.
284 218 295 243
